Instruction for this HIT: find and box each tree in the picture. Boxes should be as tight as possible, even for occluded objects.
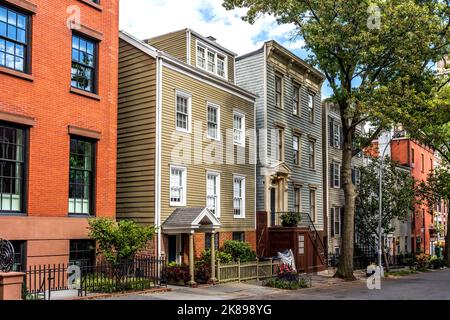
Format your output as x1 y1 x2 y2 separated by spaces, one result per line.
223 0 450 279
355 157 417 271
418 168 450 266
88 218 154 265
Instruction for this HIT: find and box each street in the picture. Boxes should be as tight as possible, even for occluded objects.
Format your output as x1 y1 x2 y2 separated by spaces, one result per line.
102 269 450 301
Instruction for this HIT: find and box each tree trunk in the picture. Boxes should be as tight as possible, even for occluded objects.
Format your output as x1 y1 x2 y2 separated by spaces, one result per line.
334 139 357 281
446 210 450 267
382 238 390 272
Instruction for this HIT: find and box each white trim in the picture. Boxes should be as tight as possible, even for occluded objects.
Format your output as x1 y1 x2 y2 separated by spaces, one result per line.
175 90 192 133
186 30 191 64
233 111 246 147
169 165 187 207
191 207 222 226
206 102 221 141
332 162 341 188
156 57 163 260
195 39 228 80
119 31 157 58
233 175 246 219
162 61 255 103
206 171 221 218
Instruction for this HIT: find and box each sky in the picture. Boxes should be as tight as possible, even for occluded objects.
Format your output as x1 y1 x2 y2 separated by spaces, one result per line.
119 0 333 98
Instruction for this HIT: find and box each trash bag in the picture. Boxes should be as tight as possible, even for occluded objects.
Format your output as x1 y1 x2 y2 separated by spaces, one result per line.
277 249 297 272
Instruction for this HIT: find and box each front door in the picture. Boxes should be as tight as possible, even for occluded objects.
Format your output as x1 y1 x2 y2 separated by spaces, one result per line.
168 235 177 263
270 188 276 226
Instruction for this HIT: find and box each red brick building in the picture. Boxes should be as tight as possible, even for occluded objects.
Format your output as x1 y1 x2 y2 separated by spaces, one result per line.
0 0 118 269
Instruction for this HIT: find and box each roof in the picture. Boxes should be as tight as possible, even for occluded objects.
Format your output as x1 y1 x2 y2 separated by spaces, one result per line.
119 30 257 102
162 207 221 233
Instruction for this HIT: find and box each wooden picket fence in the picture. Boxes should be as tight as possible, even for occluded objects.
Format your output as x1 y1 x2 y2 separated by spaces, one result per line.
217 258 280 283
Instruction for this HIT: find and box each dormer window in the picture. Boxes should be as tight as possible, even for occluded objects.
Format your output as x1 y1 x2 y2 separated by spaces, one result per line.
196 41 227 79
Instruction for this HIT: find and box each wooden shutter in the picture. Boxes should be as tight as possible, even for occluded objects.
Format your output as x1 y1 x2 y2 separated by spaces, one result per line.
330 208 335 237
330 163 334 187
339 165 343 188
329 117 334 147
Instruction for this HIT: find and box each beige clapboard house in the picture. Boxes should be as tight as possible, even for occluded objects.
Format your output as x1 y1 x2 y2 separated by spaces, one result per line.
117 30 256 284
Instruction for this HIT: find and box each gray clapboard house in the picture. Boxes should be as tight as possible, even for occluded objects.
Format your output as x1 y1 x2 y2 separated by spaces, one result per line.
235 41 327 272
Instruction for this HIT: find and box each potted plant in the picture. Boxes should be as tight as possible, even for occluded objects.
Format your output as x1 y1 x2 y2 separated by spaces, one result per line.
166 262 191 285
280 212 301 227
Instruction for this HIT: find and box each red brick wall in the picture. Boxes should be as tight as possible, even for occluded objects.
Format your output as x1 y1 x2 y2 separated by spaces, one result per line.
0 0 119 262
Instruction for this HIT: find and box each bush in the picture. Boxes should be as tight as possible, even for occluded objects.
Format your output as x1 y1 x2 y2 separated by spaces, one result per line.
429 256 445 269
415 253 431 269
263 263 310 290
167 262 191 284
280 212 301 227
194 261 211 284
199 249 233 265
221 241 257 262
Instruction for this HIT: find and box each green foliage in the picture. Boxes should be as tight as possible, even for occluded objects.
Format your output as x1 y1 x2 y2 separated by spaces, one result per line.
385 269 418 277
280 212 301 227
429 256 446 269
199 249 233 264
221 240 257 262
88 218 154 265
167 263 191 284
355 158 418 247
415 253 431 269
83 274 154 293
264 263 310 290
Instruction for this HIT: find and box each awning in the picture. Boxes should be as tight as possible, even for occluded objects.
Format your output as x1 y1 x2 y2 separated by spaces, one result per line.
161 207 221 234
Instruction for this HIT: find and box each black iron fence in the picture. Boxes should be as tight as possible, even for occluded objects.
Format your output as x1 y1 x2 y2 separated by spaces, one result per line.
24 255 167 300
328 253 377 270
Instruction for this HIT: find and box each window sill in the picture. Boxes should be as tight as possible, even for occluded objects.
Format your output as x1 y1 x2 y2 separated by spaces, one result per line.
77 0 103 11
234 216 246 219
0 66 34 81
69 214 94 218
170 204 186 208
0 213 27 217
70 87 101 101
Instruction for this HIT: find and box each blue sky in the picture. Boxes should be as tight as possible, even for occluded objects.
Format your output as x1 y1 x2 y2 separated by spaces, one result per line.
119 0 333 98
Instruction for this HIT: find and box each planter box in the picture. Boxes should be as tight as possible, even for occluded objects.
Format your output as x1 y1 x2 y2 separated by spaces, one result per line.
167 278 186 286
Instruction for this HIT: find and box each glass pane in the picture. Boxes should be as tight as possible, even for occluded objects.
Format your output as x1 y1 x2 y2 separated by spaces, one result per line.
5 40 13 54
7 25 16 40
5 53 14 68
79 39 86 52
0 7 6 22
7 11 16 25
72 49 79 61
86 42 94 55
15 44 23 57
0 52 4 66
17 15 26 29
17 28 25 43
14 57 23 71
72 36 79 50
0 21 6 37
0 38 4 51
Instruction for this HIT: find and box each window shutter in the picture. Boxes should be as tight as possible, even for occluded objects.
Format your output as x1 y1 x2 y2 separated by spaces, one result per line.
339 165 343 188
351 168 356 184
340 126 344 150
329 117 334 147
330 163 334 187
340 207 345 235
330 208 335 237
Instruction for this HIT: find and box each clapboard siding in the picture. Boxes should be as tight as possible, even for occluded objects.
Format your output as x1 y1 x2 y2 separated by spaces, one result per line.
235 50 265 212
117 39 157 226
160 65 255 232
146 29 188 63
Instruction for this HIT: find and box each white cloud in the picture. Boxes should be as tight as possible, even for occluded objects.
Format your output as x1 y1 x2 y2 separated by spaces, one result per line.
119 0 299 56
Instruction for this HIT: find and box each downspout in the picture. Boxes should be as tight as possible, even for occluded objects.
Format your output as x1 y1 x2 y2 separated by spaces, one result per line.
156 54 163 260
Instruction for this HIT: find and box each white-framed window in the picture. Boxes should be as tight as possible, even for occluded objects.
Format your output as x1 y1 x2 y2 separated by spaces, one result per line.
207 103 220 140
332 162 341 188
197 45 206 69
333 122 342 148
294 187 301 213
293 84 300 115
293 134 300 166
206 172 220 218
352 167 361 186
196 41 227 79
275 127 284 162
170 166 186 206
175 91 191 133
298 235 305 254
217 55 226 78
308 93 315 122
332 207 341 236
233 175 245 218
308 139 316 169
275 75 283 109
233 112 245 146
309 189 316 222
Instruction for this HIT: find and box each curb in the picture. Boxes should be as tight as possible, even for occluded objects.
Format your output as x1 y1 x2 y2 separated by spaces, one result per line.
69 287 172 300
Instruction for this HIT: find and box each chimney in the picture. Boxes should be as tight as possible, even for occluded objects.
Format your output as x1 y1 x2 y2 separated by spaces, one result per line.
207 36 217 42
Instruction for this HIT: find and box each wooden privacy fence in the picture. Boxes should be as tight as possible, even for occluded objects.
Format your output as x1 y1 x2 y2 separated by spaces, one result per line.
217 258 280 283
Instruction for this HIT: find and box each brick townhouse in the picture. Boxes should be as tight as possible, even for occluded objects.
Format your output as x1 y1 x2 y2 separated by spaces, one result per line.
0 0 118 269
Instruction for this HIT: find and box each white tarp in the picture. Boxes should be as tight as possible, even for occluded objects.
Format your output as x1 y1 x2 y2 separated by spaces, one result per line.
277 249 297 272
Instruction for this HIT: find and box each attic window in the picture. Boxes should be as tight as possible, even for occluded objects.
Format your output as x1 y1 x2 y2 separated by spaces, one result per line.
196 41 227 79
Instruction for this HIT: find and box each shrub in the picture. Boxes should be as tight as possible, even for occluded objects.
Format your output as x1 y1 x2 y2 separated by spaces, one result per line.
280 212 301 227
167 262 191 284
221 241 257 262
429 256 445 269
263 263 310 290
194 261 211 284
199 249 233 264
415 253 431 269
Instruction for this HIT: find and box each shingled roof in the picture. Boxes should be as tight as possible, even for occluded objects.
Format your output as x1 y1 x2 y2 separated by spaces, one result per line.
162 207 221 233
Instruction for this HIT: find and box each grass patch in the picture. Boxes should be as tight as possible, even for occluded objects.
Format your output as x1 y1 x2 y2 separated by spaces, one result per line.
385 269 418 277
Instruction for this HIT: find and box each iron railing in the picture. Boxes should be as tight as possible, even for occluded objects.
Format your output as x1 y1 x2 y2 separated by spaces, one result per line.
24 255 167 300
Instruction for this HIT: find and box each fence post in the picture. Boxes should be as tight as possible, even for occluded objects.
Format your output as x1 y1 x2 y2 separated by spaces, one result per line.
238 258 241 282
217 258 220 283
256 258 259 281
269 258 273 277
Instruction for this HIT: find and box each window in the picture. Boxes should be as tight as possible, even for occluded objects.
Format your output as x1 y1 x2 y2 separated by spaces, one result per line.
331 162 341 188
331 208 341 236
352 167 361 186
430 158 433 172
205 233 219 250
298 235 305 254
308 140 316 169
275 75 283 109
233 112 245 146
293 134 300 166
217 55 225 78
333 122 342 149
233 232 245 242
308 93 315 122
0 123 26 213
293 84 300 115
207 50 215 73
71 35 96 93
207 103 219 140
411 148 415 165
197 45 205 68
309 189 316 222
233 176 245 218
0 5 28 73
170 166 186 206
69 240 95 268
294 187 301 213
176 92 191 132
275 128 284 162
206 172 220 217
196 42 227 79
11 240 26 272
421 154 424 172
69 138 95 215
